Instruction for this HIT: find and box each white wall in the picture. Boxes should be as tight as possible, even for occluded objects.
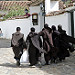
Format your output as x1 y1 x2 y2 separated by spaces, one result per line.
74 11 75 37
0 18 31 39
45 0 59 14
0 11 74 39
45 0 51 14
50 1 59 12
46 13 71 35
30 6 41 32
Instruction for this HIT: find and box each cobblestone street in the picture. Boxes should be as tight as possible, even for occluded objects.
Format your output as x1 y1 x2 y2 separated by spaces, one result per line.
0 39 75 75
0 38 11 48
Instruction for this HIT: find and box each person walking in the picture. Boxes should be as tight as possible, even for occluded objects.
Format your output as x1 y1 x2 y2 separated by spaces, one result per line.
57 25 70 61
39 24 54 65
26 27 45 67
51 25 60 63
11 27 27 66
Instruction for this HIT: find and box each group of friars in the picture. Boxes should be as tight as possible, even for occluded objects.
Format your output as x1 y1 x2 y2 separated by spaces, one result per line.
11 24 75 67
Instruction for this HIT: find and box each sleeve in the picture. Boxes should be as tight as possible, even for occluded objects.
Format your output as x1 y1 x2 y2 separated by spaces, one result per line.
38 31 44 36
49 33 53 46
47 32 54 47
39 36 42 47
23 41 27 49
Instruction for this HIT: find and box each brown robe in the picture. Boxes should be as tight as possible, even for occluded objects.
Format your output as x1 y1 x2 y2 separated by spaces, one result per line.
26 32 44 65
39 28 53 64
11 32 27 60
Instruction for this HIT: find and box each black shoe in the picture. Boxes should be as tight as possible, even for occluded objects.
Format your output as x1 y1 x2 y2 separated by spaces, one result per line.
59 58 62 62
45 63 49 65
16 60 20 66
29 64 33 66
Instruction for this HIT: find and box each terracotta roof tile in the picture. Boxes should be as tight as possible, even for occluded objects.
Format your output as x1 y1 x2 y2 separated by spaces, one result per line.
46 10 66 16
0 1 31 10
30 0 43 6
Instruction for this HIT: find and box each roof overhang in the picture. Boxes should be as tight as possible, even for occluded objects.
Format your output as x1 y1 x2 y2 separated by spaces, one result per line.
65 6 75 12
30 0 43 6
51 0 59 1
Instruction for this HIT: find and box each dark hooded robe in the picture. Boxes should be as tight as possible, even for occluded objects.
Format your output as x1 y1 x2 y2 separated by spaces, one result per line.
58 28 70 60
51 26 61 62
59 29 75 52
26 32 45 65
39 28 53 64
11 32 27 60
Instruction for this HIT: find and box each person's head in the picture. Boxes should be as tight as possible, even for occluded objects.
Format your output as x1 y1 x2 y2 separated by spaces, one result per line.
31 27 35 32
0 28 1 31
44 24 48 29
51 25 56 31
16 27 21 32
47 27 52 33
58 24 62 30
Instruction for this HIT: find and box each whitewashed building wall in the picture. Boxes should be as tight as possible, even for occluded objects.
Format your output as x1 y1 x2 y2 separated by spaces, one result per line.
30 6 41 32
74 11 75 37
0 18 31 39
46 13 71 35
45 0 59 14
0 12 75 39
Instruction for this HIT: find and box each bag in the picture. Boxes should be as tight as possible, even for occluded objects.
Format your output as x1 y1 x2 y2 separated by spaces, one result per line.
20 50 29 63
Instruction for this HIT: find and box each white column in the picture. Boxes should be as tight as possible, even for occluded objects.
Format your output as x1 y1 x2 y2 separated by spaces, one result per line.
74 11 75 37
45 0 51 14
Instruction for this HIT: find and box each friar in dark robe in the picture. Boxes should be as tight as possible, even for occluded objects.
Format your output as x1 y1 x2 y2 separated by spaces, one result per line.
58 25 75 52
39 24 54 65
26 27 46 67
11 27 27 66
57 25 70 61
51 25 60 48
51 25 61 63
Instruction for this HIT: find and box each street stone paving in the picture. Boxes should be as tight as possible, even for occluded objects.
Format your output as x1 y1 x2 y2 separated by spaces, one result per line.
0 38 75 75
0 38 11 48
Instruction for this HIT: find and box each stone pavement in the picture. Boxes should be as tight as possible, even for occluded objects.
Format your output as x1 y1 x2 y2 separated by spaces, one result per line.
0 38 11 48
0 39 75 75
